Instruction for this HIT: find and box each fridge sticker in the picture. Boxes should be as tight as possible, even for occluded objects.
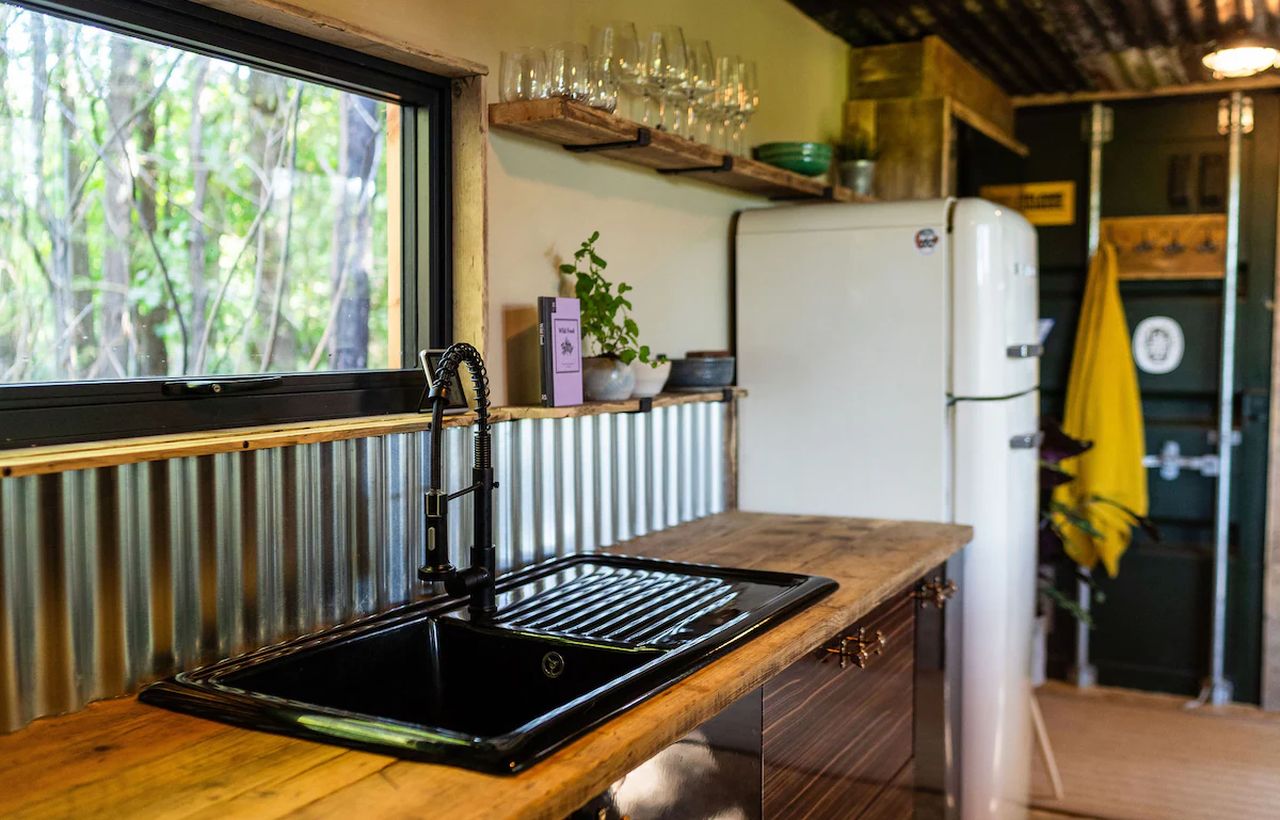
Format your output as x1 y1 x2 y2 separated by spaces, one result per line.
1132 315 1184 375
914 228 940 255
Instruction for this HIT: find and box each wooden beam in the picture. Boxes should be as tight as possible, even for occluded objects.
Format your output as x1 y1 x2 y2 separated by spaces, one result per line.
451 75 489 357
1014 75 1280 107
188 0 487 77
846 97 952 200
951 98 1030 157
848 36 1019 156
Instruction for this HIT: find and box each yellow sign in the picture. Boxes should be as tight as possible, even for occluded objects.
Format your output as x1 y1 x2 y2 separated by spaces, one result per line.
979 181 1076 226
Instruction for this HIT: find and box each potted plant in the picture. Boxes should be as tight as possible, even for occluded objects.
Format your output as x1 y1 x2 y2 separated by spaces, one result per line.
1035 418 1157 683
837 131 878 197
559 231 666 401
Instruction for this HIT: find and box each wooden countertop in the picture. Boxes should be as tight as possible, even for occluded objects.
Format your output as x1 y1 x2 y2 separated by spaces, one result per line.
0 512 970 819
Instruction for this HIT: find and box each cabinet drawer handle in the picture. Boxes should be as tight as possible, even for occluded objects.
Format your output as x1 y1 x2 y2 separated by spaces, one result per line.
821 627 887 670
913 578 958 608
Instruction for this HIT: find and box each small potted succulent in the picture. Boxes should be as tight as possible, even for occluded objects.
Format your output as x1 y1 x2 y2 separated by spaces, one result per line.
837 131 878 197
559 231 666 401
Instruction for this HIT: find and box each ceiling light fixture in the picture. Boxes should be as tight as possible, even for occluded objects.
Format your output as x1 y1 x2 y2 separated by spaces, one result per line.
1203 29 1280 78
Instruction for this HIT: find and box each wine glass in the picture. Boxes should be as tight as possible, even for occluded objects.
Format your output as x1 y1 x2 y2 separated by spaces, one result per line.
591 22 638 114
639 26 688 132
734 59 760 156
714 55 741 152
547 42 589 101
684 40 715 142
657 26 689 133
499 47 548 102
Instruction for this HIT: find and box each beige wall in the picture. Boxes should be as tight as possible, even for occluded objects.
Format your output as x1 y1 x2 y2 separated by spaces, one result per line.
299 0 849 402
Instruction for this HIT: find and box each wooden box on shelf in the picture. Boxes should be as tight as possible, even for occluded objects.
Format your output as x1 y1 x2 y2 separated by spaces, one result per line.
489 97 872 203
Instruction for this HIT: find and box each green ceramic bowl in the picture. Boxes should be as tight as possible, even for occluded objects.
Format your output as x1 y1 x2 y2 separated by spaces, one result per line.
754 142 833 175
755 141 833 160
756 153 831 176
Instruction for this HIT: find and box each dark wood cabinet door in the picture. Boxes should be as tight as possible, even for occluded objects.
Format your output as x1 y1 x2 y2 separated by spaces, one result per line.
763 590 916 819
860 760 916 820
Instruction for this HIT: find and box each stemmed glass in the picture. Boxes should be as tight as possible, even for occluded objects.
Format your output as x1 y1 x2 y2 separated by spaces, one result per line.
713 55 741 152
590 22 638 114
684 40 715 142
733 59 760 156
639 26 689 132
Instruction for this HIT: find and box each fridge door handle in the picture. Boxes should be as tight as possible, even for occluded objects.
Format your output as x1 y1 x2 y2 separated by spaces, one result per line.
1006 343 1044 359
1010 431 1045 450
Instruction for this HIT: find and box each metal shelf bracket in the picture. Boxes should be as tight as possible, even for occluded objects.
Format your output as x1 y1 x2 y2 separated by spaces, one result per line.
564 128 651 153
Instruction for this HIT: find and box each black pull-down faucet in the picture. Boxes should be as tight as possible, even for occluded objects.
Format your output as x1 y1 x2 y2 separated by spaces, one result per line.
418 343 497 618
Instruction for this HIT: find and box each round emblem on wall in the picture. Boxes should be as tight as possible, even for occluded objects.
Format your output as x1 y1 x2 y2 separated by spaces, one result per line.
1132 316 1185 375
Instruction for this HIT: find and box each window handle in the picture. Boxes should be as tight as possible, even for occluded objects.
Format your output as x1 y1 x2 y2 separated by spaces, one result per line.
161 376 284 397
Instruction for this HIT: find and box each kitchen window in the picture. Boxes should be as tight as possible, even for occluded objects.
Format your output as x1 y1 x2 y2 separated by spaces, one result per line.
0 0 452 447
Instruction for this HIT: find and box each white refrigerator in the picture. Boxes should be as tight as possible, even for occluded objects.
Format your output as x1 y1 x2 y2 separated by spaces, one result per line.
736 198 1039 819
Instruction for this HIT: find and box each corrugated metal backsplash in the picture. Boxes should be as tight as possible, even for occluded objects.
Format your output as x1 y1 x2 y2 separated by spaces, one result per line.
0 401 727 733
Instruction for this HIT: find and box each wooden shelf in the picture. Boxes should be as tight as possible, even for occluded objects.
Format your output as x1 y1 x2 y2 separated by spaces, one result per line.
490 98 873 203
502 387 746 421
0 389 746 478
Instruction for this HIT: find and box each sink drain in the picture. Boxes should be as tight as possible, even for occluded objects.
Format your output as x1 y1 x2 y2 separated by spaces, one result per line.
541 651 565 679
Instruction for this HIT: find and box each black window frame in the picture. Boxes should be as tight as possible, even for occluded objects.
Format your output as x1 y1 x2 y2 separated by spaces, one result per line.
0 0 452 448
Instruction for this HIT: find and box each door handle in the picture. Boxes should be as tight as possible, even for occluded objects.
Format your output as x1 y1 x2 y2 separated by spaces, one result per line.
161 375 284 397
913 578 958 608
1007 343 1044 359
821 627 887 670
1010 432 1044 450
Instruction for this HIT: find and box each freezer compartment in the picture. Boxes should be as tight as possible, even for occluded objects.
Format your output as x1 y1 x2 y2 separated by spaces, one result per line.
951 199 1040 398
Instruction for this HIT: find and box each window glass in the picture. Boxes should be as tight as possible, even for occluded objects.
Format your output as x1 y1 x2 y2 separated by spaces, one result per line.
0 4 400 383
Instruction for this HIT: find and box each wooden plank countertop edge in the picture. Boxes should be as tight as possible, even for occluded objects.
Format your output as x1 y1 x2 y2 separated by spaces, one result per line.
0 512 970 820
0 389 746 479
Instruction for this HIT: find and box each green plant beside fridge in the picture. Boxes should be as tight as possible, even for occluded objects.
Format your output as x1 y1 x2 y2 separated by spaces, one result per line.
1038 417 1158 627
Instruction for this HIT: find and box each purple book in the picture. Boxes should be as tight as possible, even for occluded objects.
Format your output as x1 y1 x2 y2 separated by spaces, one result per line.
539 297 583 406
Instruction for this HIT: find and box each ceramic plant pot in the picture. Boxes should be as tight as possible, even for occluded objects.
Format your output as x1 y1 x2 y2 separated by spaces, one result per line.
583 356 636 401
839 159 876 197
630 360 672 398
667 355 735 391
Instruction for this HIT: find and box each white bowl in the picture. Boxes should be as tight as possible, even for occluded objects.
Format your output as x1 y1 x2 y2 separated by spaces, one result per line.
630 360 672 398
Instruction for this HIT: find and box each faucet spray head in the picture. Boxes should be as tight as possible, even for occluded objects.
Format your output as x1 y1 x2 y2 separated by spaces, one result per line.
419 487 455 581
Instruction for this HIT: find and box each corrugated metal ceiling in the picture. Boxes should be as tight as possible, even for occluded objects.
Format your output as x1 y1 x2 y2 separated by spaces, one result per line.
789 0 1280 95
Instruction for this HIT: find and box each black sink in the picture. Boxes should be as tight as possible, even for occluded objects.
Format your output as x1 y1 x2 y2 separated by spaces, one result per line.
140 554 836 773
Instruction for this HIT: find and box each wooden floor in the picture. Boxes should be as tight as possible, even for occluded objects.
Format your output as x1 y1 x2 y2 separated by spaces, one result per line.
1030 681 1280 819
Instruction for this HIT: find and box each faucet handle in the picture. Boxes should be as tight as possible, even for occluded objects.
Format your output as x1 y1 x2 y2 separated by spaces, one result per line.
420 488 454 581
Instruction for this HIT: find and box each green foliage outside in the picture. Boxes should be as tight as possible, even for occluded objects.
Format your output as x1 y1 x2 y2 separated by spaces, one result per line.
0 5 393 384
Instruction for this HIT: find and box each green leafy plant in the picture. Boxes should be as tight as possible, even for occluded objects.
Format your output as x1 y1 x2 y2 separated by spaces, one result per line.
1038 418 1158 626
558 231 660 366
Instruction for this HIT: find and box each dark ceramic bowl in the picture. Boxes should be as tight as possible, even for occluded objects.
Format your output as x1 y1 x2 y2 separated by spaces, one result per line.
667 356 736 391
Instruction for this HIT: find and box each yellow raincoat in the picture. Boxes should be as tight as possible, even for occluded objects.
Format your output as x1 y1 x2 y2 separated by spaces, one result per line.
1053 241 1149 577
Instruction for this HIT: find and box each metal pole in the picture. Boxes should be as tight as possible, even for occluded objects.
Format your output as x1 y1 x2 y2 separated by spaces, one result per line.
1072 102 1108 689
1205 92 1244 706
